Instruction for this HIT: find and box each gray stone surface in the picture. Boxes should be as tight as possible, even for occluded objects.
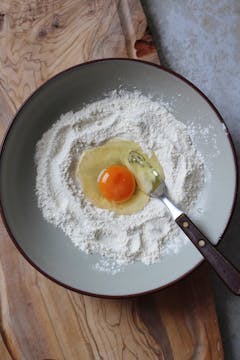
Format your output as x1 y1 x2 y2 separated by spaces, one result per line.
142 0 240 358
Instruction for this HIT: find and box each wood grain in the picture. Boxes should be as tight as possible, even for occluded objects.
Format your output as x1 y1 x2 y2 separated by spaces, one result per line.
0 0 223 359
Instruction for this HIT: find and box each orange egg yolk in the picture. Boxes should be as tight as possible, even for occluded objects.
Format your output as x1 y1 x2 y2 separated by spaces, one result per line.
98 165 136 203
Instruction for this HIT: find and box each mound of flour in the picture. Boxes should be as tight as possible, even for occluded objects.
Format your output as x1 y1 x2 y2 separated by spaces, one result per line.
35 91 204 266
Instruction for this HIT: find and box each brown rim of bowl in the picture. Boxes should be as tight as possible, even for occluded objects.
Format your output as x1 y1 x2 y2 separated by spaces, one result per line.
0 58 238 299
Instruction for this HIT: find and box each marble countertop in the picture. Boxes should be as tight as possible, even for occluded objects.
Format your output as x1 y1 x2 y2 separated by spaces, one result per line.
142 0 240 358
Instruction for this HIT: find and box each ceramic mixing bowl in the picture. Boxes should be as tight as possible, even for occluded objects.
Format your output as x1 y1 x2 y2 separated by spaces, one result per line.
0 59 237 297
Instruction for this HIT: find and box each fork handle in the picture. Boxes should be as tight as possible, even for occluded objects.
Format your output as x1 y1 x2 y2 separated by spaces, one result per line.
176 213 240 295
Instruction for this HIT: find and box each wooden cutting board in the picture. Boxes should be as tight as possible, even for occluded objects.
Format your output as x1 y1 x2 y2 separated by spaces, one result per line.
0 1 224 359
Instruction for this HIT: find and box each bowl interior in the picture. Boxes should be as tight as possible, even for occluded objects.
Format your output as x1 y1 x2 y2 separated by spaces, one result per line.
0 60 236 296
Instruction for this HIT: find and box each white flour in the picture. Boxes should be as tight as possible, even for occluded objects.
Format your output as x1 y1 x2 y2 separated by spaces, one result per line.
35 91 204 269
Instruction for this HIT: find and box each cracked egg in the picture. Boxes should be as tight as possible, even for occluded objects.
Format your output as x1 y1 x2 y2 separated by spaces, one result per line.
76 139 164 215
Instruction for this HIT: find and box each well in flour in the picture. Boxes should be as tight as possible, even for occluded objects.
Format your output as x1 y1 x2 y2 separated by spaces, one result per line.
35 90 204 268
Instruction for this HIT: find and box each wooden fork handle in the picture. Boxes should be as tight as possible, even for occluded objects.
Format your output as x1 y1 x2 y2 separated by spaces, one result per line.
176 213 240 295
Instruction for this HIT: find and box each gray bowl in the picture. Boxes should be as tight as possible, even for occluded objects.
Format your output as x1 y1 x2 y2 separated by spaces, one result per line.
0 59 237 297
